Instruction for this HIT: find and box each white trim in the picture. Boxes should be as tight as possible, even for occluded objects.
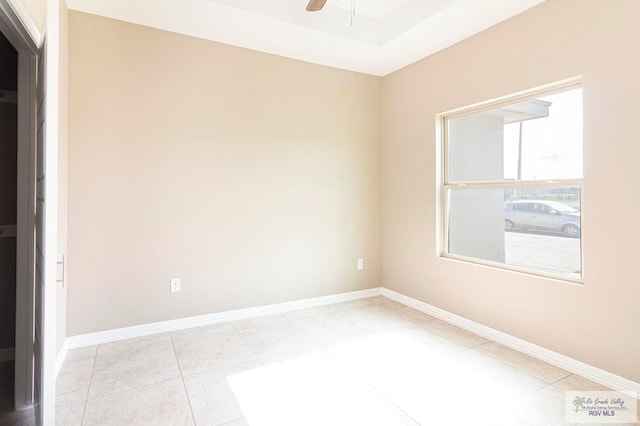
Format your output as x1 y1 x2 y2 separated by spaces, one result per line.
42 1 62 424
55 340 68 377
0 0 41 50
6 0 41 45
60 286 640 399
66 287 382 349
437 76 583 118
381 288 640 398
0 347 15 362
437 78 585 285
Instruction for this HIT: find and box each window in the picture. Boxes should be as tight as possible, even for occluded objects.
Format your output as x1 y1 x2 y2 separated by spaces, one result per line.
439 79 583 282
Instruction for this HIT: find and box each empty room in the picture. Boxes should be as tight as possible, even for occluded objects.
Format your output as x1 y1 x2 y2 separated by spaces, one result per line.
0 0 638 425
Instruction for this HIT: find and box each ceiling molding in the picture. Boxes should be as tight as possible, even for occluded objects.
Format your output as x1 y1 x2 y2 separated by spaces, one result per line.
66 0 545 76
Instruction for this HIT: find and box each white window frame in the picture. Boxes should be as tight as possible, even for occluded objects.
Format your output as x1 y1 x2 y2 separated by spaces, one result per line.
436 77 584 284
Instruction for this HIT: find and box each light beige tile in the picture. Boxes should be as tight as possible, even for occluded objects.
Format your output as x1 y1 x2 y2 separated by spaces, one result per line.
339 303 416 331
226 352 418 426
326 328 458 400
282 305 335 321
257 345 326 367
347 383 420 426
56 358 94 406
474 342 571 383
375 347 546 422
83 378 194 426
363 296 394 306
552 374 613 392
65 346 97 363
359 349 544 426
172 324 257 376
54 306 612 426
88 336 181 399
56 387 90 408
452 350 549 398
56 401 84 426
386 305 436 325
327 298 373 311
172 323 235 342
366 297 434 324
291 311 372 346
236 322 319 360
219 418 250 426
509 385 567 426
97 333 172 357
231 314 291 331
326 331 543 425
183 361 261 426
425 320 489 347
391 323 470 354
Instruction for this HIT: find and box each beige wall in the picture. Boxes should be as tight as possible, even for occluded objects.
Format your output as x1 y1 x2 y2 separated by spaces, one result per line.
67 12 382 335
382 0 640 383
56 0 68 353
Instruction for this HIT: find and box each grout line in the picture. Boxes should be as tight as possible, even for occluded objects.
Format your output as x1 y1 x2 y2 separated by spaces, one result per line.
383 294 580 386
66 296 619 425
312 327 421 425
362 380 421 426
230 311 322 366
547 373 575 389
230 313 293 334
80 346 99 425
223 321 264 367
286 314 330 355
375 301 561 413
469 342 574 386
218 419 247 426
169 333 198 425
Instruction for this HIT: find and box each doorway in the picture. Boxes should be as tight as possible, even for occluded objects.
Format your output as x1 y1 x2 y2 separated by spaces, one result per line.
0 0 52 423
0 28 32 424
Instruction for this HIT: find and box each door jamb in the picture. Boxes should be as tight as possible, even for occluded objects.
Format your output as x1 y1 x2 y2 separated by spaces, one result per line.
0 0 41 412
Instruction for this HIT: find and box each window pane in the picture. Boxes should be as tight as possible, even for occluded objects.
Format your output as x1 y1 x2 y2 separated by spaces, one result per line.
447 186 581 278
447 88 583 182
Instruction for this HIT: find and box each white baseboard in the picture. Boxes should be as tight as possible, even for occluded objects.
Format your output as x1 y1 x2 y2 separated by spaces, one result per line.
66 287 382 349
61 285 638 398
56 340 68 377
381 288 640 398
0 347 14 363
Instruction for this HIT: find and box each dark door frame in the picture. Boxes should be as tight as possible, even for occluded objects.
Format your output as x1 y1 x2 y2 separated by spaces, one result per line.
0 0 40 416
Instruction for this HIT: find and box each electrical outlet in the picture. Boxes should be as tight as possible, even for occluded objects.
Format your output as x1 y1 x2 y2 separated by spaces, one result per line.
170 278 181 293
357 258 364 271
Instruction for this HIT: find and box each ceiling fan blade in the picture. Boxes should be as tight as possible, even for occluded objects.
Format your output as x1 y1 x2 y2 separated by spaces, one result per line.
306 0 327 12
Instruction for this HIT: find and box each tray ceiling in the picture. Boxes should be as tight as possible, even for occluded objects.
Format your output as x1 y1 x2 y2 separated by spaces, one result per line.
66 0 545 76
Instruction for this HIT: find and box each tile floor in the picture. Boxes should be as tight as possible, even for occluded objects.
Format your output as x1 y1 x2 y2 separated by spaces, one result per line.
55 297 630 426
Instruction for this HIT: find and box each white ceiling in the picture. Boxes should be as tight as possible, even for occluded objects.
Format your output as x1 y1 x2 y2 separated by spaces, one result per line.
66 0 545 76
